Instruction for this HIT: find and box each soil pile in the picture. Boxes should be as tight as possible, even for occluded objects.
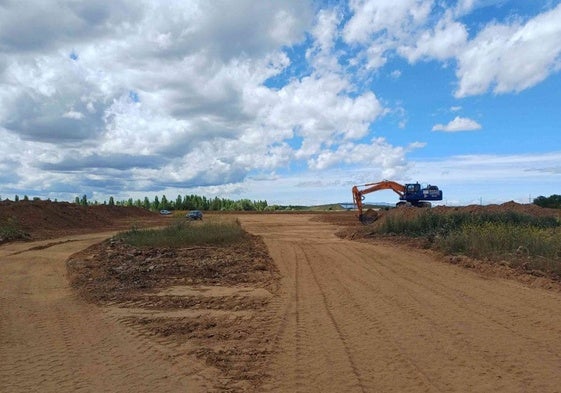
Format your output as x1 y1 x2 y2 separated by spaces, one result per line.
67 232 280 392
0 200 158 241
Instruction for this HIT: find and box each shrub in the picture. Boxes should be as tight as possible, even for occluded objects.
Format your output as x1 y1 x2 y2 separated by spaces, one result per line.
0 218 29 242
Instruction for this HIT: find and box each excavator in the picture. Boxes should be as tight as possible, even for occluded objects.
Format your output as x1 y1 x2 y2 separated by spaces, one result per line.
352 180 443 223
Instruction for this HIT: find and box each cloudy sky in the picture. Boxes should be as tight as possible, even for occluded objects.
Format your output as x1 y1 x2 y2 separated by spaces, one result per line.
1 0 560 206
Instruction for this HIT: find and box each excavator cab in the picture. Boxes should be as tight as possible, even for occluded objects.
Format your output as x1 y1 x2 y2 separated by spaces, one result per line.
400 183 442 206
405 183 420 193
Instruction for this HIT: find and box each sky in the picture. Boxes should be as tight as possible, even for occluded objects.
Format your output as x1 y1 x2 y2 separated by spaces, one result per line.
1 0 560 206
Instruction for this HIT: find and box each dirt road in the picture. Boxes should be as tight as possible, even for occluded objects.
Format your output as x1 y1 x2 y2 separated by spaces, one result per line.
0 232 203 393
2 214 561 392
239 214 561 393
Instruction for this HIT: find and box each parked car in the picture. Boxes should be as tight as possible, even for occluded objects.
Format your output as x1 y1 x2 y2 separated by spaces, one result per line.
186 210 203 220
159 209 172 215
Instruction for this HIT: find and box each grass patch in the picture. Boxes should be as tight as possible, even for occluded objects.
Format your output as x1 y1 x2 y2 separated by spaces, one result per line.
0 217 30 242
438 223 561 261
117 217 247 248
380 211 560 238
375 211 561 277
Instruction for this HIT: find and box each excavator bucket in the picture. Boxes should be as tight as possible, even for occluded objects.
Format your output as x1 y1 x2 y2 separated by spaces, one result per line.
360 209 378 224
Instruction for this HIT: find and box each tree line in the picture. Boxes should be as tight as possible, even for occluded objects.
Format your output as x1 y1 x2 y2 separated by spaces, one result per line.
533 195 561 209
73 194 270 212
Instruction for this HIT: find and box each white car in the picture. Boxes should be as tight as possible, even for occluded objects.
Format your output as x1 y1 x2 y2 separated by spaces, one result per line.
159 209 172 215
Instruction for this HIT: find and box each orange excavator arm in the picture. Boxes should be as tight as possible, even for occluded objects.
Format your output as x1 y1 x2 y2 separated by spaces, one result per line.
352 180 406 222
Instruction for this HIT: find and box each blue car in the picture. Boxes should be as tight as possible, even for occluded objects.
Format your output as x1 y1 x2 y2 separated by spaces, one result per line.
186 210 203 220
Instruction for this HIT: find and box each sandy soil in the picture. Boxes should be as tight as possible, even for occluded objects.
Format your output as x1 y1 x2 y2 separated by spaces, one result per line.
0 232 200 393
2 213 561 392
240 214 561 392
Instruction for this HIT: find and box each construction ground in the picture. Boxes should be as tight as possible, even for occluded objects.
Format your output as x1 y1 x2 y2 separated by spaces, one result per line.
1 200 561 392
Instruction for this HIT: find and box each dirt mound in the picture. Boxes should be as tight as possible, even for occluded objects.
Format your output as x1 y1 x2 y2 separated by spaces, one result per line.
0 200 158 241
67 231 280 391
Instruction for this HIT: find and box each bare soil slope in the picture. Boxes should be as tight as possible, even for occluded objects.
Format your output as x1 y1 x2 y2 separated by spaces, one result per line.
0 200 160 241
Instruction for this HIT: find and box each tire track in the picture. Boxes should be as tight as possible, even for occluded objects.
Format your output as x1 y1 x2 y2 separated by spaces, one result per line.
240 214 561 393
303 244 442 393
301 246 368 393
329 243 561 364
0 234 200 393
317 242 561 392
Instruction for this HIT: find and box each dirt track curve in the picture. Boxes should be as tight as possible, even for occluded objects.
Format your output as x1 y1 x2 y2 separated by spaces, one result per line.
0 232 203 393
2 214 561 392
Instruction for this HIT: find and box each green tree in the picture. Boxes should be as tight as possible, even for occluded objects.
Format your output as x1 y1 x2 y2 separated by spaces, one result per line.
152 196 160 211
108 196 115 206
254 200 268 211
210 197 222 211
143 197 151 210
175 194 183 210
80 194 88 206
534 195 561 209
161 195 169 210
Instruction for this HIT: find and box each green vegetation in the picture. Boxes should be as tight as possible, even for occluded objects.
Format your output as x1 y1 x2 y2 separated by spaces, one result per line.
534 194 561 209
0 218 29 242
380 211 559 237
117 217 247 248
439 222 561 260
376 211 561 276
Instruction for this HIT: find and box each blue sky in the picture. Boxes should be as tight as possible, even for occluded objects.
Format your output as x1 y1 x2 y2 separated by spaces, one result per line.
0 0 560 206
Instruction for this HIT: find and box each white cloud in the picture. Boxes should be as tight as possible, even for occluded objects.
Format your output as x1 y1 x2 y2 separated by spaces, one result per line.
0 1 559 204
0 0 411 201
306 8 343 73
343 0 433 44
398 13 468 62
62 110 85 120
310 8 341 55
432 116 482 132
342 0 434 72
455 3 561 97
